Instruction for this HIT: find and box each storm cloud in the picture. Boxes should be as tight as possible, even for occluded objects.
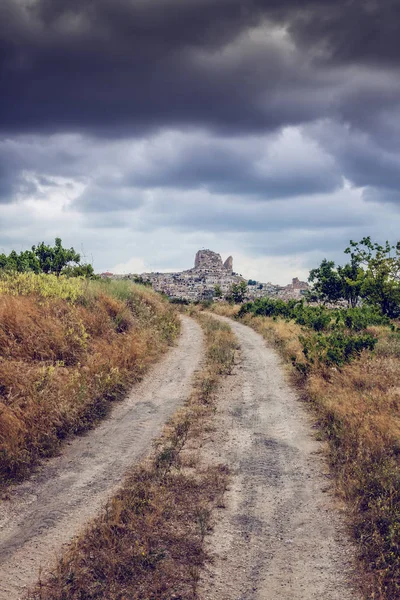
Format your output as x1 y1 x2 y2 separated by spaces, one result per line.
1 0 399 135
1 0 400 282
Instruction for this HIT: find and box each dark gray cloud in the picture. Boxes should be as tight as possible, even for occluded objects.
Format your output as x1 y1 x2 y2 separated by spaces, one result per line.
1 0 399 208
138 187 370 235
309 121 400 203
76 184 146 212
287 0 400 67
68 128 342 211
123 133 341 198
0 0 398 137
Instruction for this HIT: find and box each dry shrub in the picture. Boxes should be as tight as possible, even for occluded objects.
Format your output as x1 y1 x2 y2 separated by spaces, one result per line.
28 312 235 599
242 313 304 365
0 279 179 484
0 296 87 365
32 466 226 600
209 302 240 318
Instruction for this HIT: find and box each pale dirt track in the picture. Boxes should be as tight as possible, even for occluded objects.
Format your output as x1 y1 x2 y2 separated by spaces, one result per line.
0 316 203 600
199 316 359 600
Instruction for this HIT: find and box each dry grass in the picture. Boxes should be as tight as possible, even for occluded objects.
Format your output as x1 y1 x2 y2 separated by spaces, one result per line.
228 310 400 599
0 276 179 485
28 313 237 599
208 302 240 318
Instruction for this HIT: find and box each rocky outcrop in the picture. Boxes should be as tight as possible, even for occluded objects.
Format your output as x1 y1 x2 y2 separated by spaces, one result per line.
224 256 233 273
139 250 242 301
113 248 309 302
194 250 224 270
290 277 308 290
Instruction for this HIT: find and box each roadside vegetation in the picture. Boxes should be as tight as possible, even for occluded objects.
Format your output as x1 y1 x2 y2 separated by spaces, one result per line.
307 237 400 318
238 299 387 371
0 273 179 485
28 313 237 600
234 309 400 599
209 238 400 599
0 237 96 278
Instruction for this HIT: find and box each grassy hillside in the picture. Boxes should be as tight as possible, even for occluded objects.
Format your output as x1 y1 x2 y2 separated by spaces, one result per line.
0 273 179 485
210 301 400 600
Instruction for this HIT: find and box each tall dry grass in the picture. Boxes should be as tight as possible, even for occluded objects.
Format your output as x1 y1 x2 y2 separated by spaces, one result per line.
28 313 237 599
208 302 240 318
227 308 400 599
0 275 179 485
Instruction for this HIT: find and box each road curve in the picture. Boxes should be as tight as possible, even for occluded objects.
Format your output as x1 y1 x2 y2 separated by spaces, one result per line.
0 315 203 600
199 316 359 600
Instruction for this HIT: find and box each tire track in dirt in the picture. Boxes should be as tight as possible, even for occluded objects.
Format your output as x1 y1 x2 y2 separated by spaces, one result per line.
199 316 360 600
0 315 203 600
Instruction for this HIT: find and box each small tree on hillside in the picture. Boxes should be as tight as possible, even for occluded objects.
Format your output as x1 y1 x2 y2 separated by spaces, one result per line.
214 284 223 298
62 263 96 278
308 257 364 308
226 281 247 304
4 249 41 273
308 237 400 317
308 259 343 305
345 237 400 317
32 238 81 277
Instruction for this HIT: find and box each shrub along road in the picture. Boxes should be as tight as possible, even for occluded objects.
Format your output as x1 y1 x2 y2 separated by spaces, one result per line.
199 316 359 599
0 316 203 600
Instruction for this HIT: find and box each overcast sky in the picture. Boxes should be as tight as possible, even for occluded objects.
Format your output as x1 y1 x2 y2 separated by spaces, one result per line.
1 0 400 283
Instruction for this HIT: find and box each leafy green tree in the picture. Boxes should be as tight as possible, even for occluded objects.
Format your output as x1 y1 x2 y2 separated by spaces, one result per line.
308 259 343 304
0 238 95 278
214 284 223 298
308 237 400 317
0 253 7 269
226 281 247 304
131 275 152 287
2 249 41 273
345 237 400 317
32 238 81 277
337 261 364 309
62 263 96 279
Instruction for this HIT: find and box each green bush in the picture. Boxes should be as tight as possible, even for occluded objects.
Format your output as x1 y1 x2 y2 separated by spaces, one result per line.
339 306 390 330
239 298 386 368
239 298 389 332
300 331 377 367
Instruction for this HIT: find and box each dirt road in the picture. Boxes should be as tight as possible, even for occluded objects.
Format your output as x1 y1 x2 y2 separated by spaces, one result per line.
0 316 203 600
199 316 359 599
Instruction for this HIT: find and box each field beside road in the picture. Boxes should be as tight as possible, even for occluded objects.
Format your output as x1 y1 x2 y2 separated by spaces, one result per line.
0 273 179 485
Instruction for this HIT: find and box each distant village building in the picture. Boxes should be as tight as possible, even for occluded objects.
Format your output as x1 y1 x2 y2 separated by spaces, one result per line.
140 250 244 301
111 249 309 302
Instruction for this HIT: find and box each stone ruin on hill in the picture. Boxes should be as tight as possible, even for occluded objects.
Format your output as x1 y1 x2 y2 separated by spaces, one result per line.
109 249 309 302
139 250 243 301
194 250 233 275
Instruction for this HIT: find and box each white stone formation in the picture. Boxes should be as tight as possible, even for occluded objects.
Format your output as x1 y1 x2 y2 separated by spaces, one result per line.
109 249 309 302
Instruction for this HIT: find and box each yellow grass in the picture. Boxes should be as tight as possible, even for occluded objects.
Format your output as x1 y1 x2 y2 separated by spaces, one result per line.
209 302 240 318
0 271 84 302
0 276 179 485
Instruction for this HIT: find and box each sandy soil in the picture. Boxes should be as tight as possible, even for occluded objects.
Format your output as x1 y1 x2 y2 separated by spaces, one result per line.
0 315 203 600
198 316 360 600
